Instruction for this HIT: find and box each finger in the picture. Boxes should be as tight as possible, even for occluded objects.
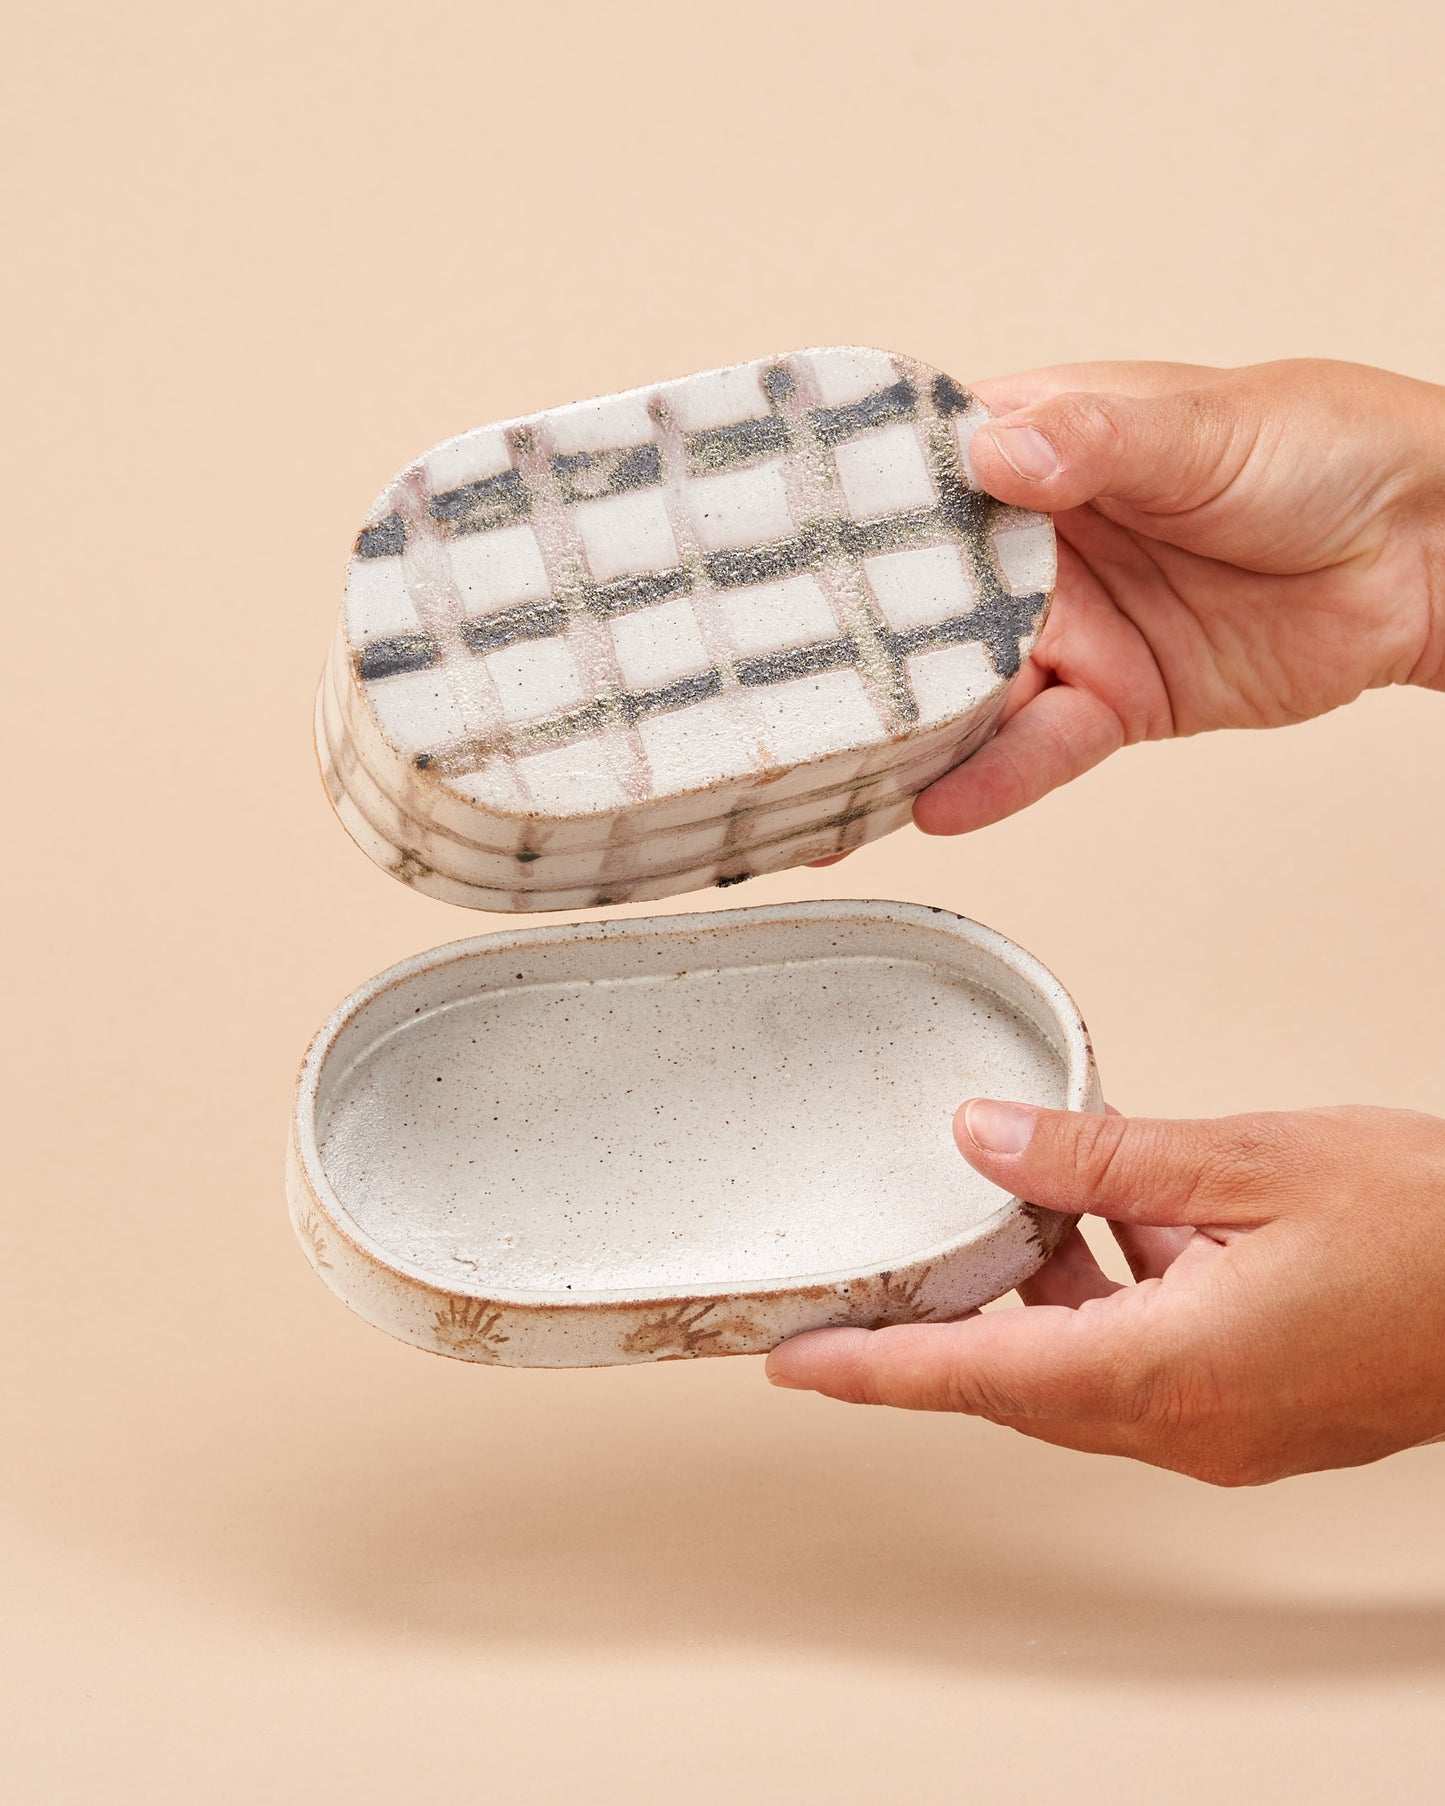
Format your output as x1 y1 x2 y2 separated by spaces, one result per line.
1086 1104 1199 1279
1017 1225 1124 1307
971 360 1228 417
912 681 1125 835
1110 1220 1198 1281
966 383 1251 518
994 649 1052 722
954 1100 1327 1227
766 1306 1143 1430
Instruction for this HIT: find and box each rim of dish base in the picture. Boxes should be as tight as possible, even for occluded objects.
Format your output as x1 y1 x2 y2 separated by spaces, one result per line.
291 898 1094 1308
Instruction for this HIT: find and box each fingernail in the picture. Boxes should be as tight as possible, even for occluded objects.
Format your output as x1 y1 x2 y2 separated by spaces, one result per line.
963 1098 1039 1155
766 1367 803 1389
982 423 1059 481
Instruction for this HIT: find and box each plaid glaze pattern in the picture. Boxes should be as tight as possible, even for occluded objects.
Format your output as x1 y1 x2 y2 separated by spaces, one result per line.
319 347 1055 909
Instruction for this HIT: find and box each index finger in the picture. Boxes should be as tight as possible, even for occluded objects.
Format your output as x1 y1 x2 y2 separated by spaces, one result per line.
766 1306 1148 1427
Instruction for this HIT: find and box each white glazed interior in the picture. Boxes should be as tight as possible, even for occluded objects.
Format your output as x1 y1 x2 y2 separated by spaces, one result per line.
295 901 1092 1310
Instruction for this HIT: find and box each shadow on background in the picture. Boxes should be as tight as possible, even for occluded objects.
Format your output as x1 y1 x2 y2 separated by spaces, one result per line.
38 1354 1445 1683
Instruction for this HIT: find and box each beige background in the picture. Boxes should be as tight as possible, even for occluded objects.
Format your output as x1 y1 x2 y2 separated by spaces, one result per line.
5 1 1445 1798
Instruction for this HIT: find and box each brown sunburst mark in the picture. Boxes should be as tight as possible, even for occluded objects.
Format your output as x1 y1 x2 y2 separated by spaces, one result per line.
622 1298 742 1359
433 1297 511 1360
860 1267 944 1329
1021 1202 1078 1257
294 1208 332 1270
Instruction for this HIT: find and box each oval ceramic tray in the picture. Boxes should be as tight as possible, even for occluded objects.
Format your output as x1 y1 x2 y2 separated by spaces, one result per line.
287 900 1100 1366
319 346 1055 910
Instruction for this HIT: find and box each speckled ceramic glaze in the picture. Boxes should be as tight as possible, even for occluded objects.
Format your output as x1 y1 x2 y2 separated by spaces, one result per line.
287 900 1101 1366
319 348 1055 910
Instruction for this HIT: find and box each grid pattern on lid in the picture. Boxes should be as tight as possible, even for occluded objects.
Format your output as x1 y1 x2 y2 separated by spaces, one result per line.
343 349 1052 820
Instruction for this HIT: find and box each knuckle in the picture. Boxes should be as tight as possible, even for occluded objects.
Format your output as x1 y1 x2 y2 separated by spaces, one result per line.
938 1353 1016 1419
1189 1116 1294 1213
1067 1110 1136 1202
1036 390 1127 462
955 1378 1025 1423
852 1330 963 1414
851 1346 898 1409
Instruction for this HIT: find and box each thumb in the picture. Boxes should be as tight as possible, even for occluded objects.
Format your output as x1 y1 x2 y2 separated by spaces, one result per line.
968 385 1248 516
954 1101 1335 1227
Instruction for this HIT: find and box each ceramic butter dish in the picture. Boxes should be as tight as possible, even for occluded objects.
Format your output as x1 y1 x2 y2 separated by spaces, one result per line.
287 900 1100 1366
320 348 1055 910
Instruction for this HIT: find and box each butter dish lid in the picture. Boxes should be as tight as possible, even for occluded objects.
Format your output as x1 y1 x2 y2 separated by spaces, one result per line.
318 346 1055 911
